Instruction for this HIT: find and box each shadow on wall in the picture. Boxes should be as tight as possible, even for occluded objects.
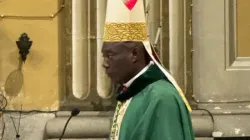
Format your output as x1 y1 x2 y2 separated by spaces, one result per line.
0 26 58 110
0 28 20 94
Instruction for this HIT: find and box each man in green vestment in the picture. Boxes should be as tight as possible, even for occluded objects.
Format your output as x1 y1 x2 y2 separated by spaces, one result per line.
101 0 195 139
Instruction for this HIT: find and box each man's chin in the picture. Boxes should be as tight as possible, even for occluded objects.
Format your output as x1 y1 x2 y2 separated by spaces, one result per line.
111 79 119 84
106 74 123 84
110 77 122 85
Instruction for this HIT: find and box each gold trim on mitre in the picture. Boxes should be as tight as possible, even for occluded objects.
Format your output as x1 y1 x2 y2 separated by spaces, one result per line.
104 22 147 42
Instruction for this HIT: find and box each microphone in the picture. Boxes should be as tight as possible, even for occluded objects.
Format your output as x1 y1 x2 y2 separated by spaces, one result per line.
71 108 80 117
59 108 80 140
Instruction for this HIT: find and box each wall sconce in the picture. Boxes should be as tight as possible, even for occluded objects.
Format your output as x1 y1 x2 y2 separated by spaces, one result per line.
16 33 33 62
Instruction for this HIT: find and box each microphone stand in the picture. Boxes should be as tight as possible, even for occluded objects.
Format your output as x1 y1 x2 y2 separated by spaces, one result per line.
59 108 80 140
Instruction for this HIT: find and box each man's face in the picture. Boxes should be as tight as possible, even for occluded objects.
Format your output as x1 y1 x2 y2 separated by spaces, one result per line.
101 42 134 84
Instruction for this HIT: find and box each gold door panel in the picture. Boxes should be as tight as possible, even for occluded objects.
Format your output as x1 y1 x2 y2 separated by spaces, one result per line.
237 0 250 57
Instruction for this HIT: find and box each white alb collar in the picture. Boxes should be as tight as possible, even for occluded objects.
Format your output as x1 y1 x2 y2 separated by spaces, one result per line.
123 61 154 87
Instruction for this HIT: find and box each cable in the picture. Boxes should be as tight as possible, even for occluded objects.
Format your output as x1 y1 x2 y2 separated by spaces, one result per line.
0 94 7 110
192 107 215 137
0 95 58 118
0 94 6 140
192 93 250 104
0 97 58 114
194 100 250 104
0 0 66 20
0 96 58 118
59 116 72 140
17 105 22 136
10 115 18 136
193 108 215 125
0 114 5 140
0 110 58 121
0 109 58 114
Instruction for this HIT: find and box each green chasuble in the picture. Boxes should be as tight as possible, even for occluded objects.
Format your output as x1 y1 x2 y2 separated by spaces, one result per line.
110 64 194 140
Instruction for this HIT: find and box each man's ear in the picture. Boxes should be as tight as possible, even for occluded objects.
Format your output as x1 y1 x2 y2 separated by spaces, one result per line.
131 47 140 63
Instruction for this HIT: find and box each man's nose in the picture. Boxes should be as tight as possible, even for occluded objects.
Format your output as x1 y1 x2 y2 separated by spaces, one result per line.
102 58 109 69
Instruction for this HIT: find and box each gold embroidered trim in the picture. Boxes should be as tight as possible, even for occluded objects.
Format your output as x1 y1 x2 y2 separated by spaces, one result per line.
110 101 123 140
110 99 132 140
104 22 147 42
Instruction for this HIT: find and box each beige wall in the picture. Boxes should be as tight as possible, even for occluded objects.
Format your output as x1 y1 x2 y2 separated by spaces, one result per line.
237 0 250 57
0 0 60 110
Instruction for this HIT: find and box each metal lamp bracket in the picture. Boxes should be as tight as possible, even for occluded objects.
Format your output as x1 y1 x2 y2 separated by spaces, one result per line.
16 33 33 62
